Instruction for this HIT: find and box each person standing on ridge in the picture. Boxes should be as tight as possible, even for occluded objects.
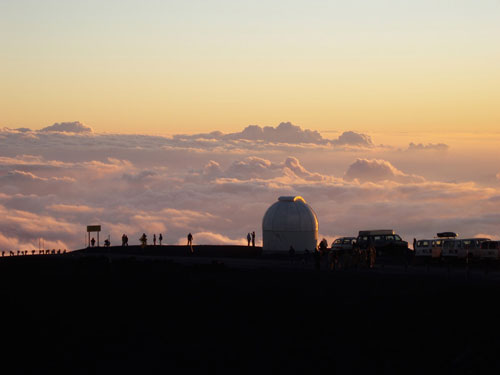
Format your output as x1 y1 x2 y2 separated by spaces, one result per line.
153 234 157 246
187 233 194 254
140 233 147 248
159 233 163 246
251 231 256 247
247 233 251 246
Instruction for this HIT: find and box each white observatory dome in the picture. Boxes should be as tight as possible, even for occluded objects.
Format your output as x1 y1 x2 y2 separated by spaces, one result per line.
262 196 318 252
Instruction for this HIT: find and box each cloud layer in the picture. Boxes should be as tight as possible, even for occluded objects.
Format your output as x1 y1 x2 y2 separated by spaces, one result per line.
0 122 498 251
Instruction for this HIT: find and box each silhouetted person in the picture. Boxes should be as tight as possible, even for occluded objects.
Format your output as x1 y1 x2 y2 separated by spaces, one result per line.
91 237 96 247
125 234 128 246
159 233 163 246
247 233 251 246
367 237 376 269
122 234 127 246
104 239 110 247
413 238 416 250
153 234 157 246
329 247 338 270
140 233 147 248
367 241 376 269
187 233 193 254
32 250 35 255
251 231 255 247
1 251 4 257
319 238 328 257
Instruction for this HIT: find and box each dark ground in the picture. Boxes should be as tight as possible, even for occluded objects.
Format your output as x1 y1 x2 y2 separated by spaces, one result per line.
1 248 500 374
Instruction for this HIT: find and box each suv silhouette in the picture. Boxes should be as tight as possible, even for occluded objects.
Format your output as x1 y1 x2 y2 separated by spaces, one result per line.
356 230 408 256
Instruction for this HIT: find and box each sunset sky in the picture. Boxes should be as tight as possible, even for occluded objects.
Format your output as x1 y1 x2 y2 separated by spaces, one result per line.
1 0 499 133
1 1 499 251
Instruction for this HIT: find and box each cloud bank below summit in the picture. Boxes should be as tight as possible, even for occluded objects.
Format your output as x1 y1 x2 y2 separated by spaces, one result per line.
0 121 498 251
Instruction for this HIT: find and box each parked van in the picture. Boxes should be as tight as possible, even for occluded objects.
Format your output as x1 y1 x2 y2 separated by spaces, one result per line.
414 239 433 258
441 239 462 259
434 232 458 259
461 238 490 260
480 241 500 260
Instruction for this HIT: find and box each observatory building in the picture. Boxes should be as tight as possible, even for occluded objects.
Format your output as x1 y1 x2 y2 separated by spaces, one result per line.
262 196 318 252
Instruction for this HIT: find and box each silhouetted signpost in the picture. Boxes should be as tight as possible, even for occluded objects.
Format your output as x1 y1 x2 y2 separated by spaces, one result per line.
87 225 101 247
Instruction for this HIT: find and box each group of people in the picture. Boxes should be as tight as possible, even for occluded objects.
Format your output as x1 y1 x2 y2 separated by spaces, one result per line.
288 238 377 271
139 233 164 247
327 244 376 271
246 232 256 247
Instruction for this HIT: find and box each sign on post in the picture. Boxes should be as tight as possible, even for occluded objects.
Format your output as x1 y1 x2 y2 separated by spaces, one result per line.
86 225 101 247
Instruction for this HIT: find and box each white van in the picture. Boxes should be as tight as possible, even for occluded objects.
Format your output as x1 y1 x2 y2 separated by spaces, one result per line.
414 239 433 258
480 241 500 260
432 232 457 259
460 238 490 260
441 239 462 259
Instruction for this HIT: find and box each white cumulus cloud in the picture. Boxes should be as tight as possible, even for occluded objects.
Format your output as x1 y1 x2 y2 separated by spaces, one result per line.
344 158 425 183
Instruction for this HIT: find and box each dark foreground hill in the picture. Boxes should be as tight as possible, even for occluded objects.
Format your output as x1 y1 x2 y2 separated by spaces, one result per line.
1 252 500 374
